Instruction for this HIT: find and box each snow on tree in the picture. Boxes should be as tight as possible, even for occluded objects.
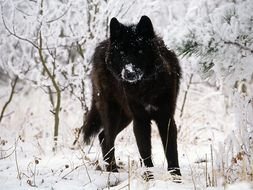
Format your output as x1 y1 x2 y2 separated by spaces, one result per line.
167 0 253 183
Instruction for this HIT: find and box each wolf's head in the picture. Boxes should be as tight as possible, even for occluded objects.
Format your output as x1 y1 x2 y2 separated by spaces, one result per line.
106 16 159 83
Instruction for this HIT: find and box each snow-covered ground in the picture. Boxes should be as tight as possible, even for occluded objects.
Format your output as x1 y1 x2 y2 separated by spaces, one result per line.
0 80 252 190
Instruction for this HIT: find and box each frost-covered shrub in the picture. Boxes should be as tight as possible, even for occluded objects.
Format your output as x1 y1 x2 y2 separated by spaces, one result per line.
169 0 253 183
0 0 105 94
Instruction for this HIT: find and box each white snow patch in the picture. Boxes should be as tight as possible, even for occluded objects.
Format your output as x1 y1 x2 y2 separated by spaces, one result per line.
125 63 134 73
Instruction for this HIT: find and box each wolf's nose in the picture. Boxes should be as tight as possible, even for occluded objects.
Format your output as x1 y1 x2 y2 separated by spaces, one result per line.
124 69 137 81
121 63 143 83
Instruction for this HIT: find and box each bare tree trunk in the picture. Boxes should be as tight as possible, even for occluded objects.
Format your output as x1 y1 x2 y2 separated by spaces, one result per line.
38 32 61 151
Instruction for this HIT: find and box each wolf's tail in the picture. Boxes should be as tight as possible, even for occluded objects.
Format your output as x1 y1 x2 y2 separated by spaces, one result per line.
82 104 101 144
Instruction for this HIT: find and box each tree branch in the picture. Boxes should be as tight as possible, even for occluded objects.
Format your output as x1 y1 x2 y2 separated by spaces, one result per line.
0 76 18 123
178 73 193 134
1 5 39 49
223 40 253 54
46 5 71 24
180 74 193 118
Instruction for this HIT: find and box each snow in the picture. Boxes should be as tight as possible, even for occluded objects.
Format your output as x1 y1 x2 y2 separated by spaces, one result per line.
0 0 253 189
0 85 252 189
0 61 248 189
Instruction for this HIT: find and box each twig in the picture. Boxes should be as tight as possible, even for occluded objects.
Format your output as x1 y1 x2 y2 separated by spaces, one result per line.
14 138 21 180
72 127 82 146
33 159 39 187
205 153 208 187
180 74 193 118
223 40 253 54
0 144 16 160
0 76 18 123
86 0 95 39
1 5 39 49
128 156 130 190
185 153 196 190
107 171 112 188
46 4 71 23
83 161 92 183
178 73 193 133
61 164 85 179
119 0 136 19
210 144 216 186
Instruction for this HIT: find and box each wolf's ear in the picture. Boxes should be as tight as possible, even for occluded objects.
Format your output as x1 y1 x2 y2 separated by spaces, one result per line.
110 17 122 41
136 15 154 39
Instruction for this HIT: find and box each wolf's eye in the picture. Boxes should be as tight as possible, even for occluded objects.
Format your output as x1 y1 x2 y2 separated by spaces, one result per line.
138 50 143 54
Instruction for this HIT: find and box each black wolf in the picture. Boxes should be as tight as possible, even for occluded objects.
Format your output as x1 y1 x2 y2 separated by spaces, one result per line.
82 15 181 175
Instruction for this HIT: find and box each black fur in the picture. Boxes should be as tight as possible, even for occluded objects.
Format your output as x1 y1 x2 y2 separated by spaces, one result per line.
82 15 181 175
